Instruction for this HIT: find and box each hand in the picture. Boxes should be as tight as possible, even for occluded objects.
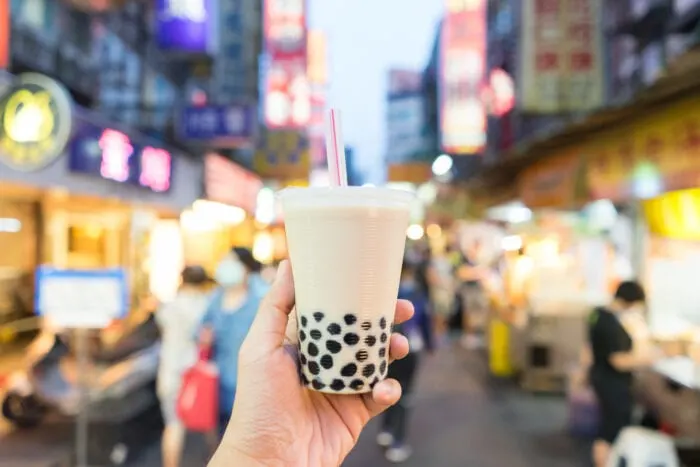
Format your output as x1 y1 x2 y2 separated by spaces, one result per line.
210 261 414 467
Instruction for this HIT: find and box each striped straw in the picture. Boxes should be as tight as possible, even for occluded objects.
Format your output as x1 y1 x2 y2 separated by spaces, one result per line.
325 109 347 186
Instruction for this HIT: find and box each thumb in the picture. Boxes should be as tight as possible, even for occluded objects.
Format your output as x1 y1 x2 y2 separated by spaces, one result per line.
246 260 295 353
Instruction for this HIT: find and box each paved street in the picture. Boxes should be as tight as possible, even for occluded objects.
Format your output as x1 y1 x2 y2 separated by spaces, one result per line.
0 345 590 466
130 347 590 467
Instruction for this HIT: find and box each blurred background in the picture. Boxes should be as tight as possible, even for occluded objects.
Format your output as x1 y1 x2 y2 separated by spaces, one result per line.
1 0 700 465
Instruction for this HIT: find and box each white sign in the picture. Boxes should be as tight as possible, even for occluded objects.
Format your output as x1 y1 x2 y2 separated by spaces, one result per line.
35 268 128 329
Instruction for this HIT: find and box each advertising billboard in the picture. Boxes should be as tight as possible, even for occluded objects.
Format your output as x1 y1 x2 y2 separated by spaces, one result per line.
439 0 487 155
262 0 310 129
155 0 215 54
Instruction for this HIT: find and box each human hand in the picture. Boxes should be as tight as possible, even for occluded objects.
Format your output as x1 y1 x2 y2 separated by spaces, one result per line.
210 261 414 467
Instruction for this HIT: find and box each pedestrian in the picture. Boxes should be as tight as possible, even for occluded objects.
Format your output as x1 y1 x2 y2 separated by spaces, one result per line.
207 261 413 467
377 259 434 463
588 280 673 467
199 247 267 441
456 239 487 349
427 247 455 341
155 265 212 467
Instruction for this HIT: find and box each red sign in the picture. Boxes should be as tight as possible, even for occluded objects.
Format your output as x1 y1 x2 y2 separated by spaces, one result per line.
204 153 263 214
0 0 8 69
263 0 310 130
439 0 487 155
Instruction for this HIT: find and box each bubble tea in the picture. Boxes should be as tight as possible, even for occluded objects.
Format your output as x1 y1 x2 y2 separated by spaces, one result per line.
279 186 413 394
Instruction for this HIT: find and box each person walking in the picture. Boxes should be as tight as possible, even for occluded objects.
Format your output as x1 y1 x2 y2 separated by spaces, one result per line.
377 260 434 463
155 266 212 467
199 247 267 440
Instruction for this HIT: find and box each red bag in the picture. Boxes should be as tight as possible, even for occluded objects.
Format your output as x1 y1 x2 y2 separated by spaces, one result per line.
176 346 219 432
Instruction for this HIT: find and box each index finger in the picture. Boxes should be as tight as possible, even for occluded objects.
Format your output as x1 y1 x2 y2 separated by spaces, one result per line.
394 299 414 326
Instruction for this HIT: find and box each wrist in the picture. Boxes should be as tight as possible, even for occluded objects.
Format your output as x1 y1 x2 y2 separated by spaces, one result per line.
209 444 272 467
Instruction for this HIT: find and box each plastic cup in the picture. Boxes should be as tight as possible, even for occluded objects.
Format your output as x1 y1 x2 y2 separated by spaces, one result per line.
278 186 414 394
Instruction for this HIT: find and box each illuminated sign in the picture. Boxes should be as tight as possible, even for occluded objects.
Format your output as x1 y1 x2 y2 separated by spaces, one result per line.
155 0 214 54
70 120 173 193
0 0 8 69
0 74 73 171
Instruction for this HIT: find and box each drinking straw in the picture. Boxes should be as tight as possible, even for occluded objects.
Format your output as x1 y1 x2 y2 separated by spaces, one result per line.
325 109 348 186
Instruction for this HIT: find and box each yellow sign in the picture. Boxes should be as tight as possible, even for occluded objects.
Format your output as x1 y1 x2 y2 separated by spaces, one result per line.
519 151 583 208
253 130 310 180
0 73 73 171
387 163 432 184
586 95 700 201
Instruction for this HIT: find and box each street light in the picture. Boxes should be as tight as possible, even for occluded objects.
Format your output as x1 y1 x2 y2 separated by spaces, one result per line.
432 154 453 177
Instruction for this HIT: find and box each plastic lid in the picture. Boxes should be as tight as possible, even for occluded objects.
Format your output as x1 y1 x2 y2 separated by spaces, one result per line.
277 186 415 209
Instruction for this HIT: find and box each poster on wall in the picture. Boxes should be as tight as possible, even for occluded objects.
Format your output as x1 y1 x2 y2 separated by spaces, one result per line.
262 0 310 129
519 0 604 113
439 0 487 155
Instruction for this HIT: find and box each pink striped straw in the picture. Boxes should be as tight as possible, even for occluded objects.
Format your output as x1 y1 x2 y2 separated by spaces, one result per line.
325 109 347 186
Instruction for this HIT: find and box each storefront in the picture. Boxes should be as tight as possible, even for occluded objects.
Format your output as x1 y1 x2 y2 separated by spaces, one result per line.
0 73 202 319
181 152 263 273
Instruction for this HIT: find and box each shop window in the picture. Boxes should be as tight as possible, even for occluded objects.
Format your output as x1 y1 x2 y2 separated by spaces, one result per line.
67 225 107 268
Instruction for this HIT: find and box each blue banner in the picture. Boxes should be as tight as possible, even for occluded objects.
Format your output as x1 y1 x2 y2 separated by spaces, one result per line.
155 0 214 54
178 104 256 146
69 115 174 193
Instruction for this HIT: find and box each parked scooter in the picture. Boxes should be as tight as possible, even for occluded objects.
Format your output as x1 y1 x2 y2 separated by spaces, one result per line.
1 314 161 429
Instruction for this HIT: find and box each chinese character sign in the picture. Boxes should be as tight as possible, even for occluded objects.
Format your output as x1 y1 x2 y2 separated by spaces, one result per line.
439 0 487 154
178 104 256 147
253 130 310 179
519 0 604 113
0 0 8 69
140 147 172 193
155 0 214 54
99 129 133 183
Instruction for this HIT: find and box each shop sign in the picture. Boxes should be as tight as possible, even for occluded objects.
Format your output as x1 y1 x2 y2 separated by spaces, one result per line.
0 0 8 69
387 163 433 184
519 0 605 113
262 0 310 129
69 121 173 193
519 152 584 208
178 104 256 147
439 0 487 154
253 129 311 180
586 95 700 201
204 153 262 214
155 0 215 54
0 74 73 171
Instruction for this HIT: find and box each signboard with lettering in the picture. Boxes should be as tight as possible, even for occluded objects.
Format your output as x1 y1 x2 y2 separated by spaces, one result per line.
253 130 310 180
263 0 310 129
178 104 256 147
155 0 215 54
520 0 604 113
69 118 173 193
0 74 73 171
35 267 128 329
204 153 263 213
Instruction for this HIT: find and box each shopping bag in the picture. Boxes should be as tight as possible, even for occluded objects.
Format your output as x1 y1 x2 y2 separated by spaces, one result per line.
176 347 218 432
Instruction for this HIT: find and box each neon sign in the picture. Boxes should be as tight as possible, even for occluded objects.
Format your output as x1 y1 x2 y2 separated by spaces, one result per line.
69 122 173 193
0 74 73 171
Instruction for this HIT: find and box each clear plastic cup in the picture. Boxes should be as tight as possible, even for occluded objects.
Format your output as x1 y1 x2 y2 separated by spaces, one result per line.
278 186 414 394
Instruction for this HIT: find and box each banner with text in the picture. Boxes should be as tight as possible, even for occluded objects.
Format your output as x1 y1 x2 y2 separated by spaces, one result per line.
253 130 310 180
262 0 310 130
439 0 487 154
519 0 604 113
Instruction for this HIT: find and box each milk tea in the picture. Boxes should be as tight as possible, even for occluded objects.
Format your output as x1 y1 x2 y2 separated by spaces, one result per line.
280 187 413 394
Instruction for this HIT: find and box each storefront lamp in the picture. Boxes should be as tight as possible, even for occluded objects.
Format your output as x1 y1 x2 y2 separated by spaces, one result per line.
406 224 425 240
193 199 246 226
432 154 453 177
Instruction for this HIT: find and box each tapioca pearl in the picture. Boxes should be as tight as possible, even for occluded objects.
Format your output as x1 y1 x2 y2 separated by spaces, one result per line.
326 340 341 354
380 317 387 329
380 332 388 344
300 353 307 365
327 323 341 335
313 312 324 323
310 329 322 340
308 342 319 357
344 333 359 346
349 379 365 391
299 330 307 342
311 379 326 390
341 363 358 377
301 373 310 386
301 316 308 328
370 377 380 388
362 364 376 378
320 355 334 370
356 350 369 362
379 347 386 358
344 314 357 325
365 335 377 347
330 379 346 391
380 360 387 376
361 321 372 331
308 361 320 376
